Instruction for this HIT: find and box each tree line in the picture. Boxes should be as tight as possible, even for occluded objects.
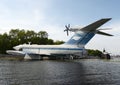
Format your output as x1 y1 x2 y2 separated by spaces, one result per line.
87 49 103 57
0 29 64 54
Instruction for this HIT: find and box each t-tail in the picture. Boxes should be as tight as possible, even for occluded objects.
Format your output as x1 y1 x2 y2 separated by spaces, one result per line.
64 18 113 47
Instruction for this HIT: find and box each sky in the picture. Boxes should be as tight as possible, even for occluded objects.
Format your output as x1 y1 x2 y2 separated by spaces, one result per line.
0 0 120 55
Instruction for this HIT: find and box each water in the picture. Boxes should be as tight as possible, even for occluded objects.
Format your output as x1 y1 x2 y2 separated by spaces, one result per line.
0 59 120 85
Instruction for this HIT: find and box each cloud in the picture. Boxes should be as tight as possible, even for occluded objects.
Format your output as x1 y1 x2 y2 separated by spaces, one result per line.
0 0 52 33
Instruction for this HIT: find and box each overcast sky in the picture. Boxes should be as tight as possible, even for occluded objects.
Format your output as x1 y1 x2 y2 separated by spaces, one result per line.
0 0 120 55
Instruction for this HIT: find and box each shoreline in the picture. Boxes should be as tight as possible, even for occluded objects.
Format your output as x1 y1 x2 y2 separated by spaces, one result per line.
0 54 24 61
0 54 111 61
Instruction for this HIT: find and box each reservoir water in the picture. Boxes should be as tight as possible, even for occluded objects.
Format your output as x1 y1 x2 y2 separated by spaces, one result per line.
0 59 120 85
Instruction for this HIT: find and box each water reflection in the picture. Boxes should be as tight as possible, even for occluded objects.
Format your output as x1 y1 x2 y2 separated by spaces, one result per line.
0 59 120 85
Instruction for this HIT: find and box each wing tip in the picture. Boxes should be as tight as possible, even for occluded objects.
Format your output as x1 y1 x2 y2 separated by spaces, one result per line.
102 18 112 20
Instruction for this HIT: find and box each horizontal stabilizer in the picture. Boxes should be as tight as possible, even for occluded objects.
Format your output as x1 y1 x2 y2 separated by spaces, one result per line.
97 31 113 36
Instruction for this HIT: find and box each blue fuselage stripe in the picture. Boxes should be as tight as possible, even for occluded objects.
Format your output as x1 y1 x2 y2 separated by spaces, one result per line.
23 47 83 51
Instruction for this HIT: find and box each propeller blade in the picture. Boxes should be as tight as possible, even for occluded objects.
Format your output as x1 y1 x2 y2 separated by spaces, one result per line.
67 30 69 36
65 25 68 29
68 24 70 28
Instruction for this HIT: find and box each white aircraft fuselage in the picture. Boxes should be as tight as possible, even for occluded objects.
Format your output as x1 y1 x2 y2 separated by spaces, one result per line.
11 44 84 55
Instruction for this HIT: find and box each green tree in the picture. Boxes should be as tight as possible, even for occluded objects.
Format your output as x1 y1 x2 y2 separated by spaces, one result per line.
26 30 36 40
87 49 102 57
47 39 54 45
9 29 19 39
38 31 48 38
54 40 65 45
18 29 26 44
0 33 11 53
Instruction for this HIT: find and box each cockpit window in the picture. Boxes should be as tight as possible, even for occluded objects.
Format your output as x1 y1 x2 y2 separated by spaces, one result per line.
19 48 23 51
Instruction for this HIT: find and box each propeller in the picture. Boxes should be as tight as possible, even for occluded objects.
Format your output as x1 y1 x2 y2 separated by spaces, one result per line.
64 24 70 36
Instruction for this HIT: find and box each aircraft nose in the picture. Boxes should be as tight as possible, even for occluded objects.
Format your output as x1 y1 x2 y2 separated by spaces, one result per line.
13 45 20 50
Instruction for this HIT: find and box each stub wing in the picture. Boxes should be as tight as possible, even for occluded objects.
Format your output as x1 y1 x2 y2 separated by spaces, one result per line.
6 50 25 55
